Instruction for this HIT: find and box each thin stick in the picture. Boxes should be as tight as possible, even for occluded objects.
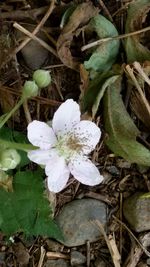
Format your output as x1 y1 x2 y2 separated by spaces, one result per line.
13 22 58 57
119 193 123 257
112 216 150 257
94 220 121 267
37 246 46 267
23 101 32 124
126 64 150 117
0 1 55 69
46 252 69 260
15 0 55 53
86 240 91 267
81 26 150 51
0 6 48 20
133 61 150 87
98 0 113 22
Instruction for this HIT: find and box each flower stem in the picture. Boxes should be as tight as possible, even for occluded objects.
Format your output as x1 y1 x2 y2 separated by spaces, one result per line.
0 138 37 152
0 98 24 128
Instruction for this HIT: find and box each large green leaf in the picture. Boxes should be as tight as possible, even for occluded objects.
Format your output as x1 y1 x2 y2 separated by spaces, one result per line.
0 170 62 239
84 15 120 72
125 0 150 63
82 71 119 116
103 76 150 166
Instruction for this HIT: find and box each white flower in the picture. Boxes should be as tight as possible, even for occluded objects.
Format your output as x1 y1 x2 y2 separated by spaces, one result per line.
27 99 104 193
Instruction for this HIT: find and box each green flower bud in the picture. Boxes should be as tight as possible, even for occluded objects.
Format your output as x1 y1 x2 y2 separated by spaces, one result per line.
33 69 51 88
23 80 39 99
0 149 21 170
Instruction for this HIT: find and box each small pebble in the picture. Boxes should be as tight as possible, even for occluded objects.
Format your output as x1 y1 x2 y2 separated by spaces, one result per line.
70 251 86 266
106 166 120 175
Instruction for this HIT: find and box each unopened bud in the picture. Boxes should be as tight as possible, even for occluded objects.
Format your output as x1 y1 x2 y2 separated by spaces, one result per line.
33 69 51 88
0 149 21 170
23 80 39 98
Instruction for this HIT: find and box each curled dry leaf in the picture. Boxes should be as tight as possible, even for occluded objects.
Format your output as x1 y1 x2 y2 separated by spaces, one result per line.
57 2 99 70
125 0 150 63
103 76 150 166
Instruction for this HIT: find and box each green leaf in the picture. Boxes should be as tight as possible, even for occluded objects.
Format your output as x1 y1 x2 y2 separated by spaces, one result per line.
103 76 150 166
0 127 30 168
82 71 119 115
0 170 62 239
84 15 120 72
125 0 150 63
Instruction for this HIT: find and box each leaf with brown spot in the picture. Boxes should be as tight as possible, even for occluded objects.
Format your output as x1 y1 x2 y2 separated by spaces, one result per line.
57 2 99 70
103 76 150 166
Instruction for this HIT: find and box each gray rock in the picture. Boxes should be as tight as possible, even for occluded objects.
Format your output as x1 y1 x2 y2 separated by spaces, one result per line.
123 192 150 232
44 259 70 267
56 198 107 247
70 251 86 266
15 25 49 69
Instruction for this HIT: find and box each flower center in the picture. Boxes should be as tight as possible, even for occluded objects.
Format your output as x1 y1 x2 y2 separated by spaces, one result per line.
55 133 83 161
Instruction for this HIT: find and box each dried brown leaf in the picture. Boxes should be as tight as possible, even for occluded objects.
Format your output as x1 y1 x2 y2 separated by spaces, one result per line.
57 2 99 70
130 90 150 130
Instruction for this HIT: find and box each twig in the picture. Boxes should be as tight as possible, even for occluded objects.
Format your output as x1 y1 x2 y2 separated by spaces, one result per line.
0 0 56 69
86 240 90 267
112 215 150 257
37 246 46 267
84 191 113 206
94 220 121 267
23 101 32 124
123 240 142 267
15 0 55 53
13 22 58 57
119 193 123 257
125 64 150 117
112 2 131 17
98 0 113 22
133 61 150 87
0 6 48 20
81 26 150 51
0 86 61 106
46 251 69 259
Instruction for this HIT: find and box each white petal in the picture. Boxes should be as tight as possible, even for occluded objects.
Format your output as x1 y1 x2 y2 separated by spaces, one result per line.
45 153 70 193
69 155 103 186
72 120 101 154
52 99 80 136
27 120 57 149
28 149 55 165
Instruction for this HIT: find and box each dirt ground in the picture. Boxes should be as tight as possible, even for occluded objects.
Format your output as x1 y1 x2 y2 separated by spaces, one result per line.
0 0 150 266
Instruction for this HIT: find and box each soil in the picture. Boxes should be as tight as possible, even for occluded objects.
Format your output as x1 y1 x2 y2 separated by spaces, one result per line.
0 0 150 266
